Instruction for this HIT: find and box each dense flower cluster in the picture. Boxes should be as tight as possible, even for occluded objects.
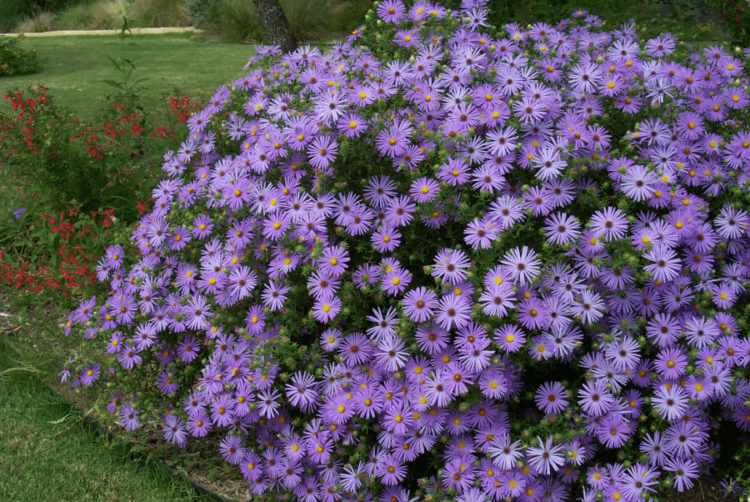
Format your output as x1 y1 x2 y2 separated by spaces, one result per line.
62 2 750 501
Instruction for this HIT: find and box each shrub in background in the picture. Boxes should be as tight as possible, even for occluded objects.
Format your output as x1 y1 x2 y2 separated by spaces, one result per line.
185 0 217 28
61 1 750 502
722 0 750 49
0 35 41 77
128 0 191 28
198 0 371 42
0 0 95 32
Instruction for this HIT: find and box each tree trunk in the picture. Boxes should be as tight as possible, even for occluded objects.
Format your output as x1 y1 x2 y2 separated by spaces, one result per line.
251 0 297 54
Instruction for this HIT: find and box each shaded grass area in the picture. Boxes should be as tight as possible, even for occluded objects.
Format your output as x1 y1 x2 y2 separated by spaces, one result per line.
0 337 212 502
0 33 255 121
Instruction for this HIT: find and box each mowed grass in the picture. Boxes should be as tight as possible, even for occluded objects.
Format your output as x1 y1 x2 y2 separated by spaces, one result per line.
0 33 255 121
0 340 210 502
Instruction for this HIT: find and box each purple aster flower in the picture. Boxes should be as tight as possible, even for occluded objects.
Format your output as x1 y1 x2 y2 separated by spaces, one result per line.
432 248 471 285
652 384 689 421
261 281 290 311
107 332 124 355
415 322 449 355
255 387 282 419
80 363 101 386
220 436 246 465
365 306 399 341
339 333 372 365
464 217 499 250
518 296 552 330
570 290 605 324
285 371 319 413
410 177 440 203
501 246 542 284
162 414 188 446
715 206 749 240
385 195 416 228
307 136 338 169
117 345 142 370
665 458 699 492
185 295 212 330
489 434 524 470
527 436 565 475
403 287 438 322
381 267 411 296
597 414 631 449
643 247 681 284
337 113 368 138
187 410 212 437
376 336 409 372
578 380 614 417
176 336 200 363
318 246 349 277
479 283 515 318
119 403 140 431
372 225 401 253
590 207 629 241
495 324 526 352
535 381 568 414
438 158 471 187
436 294 472 330
157 370 179 395
227 266 257 300
313 293 341 324
604 336 641 371
544 212 581 245
377 0 406 23
376 120 412 158
74 297 97 323
377 454 406 485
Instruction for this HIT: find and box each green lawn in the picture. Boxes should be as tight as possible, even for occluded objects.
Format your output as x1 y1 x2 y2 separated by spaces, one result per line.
1 33 255 121
0 340 211 502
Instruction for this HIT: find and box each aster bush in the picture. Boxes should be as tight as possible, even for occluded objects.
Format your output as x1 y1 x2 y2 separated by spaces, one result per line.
61 2 750 501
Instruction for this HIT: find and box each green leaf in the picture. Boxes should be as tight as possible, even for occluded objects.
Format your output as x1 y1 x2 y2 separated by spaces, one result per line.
102 80 124 89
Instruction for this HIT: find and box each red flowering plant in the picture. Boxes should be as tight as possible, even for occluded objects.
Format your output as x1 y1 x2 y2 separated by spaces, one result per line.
56 5 750 502
0 85 196 302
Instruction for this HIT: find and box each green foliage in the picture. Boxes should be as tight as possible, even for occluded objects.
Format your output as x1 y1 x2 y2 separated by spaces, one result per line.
0 35 41 78
721 0 750 49
129 0 191 28
200 0 373 42
185 0 218 28
0 0 95 32
1 86 157 224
